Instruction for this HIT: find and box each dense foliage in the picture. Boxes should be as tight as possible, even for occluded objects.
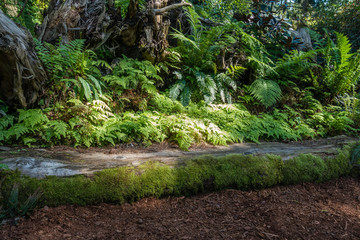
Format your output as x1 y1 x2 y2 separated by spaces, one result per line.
1 0 360 150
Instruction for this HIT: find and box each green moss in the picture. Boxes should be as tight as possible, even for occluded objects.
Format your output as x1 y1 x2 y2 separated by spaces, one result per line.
324 146 353 180
39 176 98 206
282 154 328 184
282 150 353 185
0 146 356 209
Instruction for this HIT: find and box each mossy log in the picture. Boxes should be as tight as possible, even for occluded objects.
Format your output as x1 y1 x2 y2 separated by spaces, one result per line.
0 9 47 109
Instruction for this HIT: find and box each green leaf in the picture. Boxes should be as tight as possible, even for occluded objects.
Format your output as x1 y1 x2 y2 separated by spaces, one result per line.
79 77 92 101
250 79 282 108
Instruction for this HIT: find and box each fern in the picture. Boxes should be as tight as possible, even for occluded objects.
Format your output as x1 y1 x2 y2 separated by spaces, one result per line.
6 124 30 140
103 56 161 110
215 73 237 103
103 56 160 95
168 9 242 106
227 65 246 79
336 32 353 69
18 109 48 128
318 32 360 98
275 50 318 75
35 39 105 103
46 120 68 141
0 115 15 142
238 29 284 107
307 28 327 49
0 115 14 130
250 79 282 108
351 144 360 165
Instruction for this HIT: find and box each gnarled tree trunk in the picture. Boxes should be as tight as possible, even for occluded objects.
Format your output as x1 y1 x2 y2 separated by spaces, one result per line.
0 9 47 109
37 0 191 63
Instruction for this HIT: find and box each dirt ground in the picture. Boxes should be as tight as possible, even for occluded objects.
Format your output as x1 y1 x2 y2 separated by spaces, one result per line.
1 178 360 240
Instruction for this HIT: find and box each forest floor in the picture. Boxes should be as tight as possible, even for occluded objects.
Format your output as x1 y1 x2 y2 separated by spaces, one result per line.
1 177 360 240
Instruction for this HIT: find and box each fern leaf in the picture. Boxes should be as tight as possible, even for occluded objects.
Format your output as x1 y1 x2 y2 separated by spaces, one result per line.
79 77 92 101
351 144 360 164
48 120 68 139
250 79 282 108
7 124 29 140
18 109 48 128
171 30 200 50
180 85 191 106
92 60 112 70
169 80 186 100
336 32 353 70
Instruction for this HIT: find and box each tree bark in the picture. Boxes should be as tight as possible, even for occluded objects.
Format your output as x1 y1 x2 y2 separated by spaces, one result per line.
37 0 191 63
0 9 47 109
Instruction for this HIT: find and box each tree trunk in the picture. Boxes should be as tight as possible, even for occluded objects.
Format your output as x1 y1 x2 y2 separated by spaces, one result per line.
37 0 191 63
0 9 47 109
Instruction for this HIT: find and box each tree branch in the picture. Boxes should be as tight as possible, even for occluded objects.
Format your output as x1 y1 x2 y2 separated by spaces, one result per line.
17 0 29 17
199 17 224 26
152 1 192 15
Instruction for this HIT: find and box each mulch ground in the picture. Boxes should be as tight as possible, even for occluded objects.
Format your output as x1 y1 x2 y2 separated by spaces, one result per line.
2 177 360 240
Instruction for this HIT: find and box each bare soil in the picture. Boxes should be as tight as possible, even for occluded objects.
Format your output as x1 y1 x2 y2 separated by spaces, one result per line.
2 177 360 240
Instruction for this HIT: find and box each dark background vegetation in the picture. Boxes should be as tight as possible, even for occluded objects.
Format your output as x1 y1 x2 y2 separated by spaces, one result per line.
0 0 360 149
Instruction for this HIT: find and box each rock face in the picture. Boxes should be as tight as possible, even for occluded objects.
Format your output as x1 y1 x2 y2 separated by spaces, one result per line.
0 10 47 109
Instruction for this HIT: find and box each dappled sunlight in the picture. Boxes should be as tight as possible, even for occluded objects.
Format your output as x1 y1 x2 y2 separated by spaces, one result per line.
318 201 360 220
1 0 360 238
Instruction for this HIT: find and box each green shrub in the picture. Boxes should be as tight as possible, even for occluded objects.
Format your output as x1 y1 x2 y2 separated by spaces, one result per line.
0 99 357 149
149 94 186 115
103 56 162 110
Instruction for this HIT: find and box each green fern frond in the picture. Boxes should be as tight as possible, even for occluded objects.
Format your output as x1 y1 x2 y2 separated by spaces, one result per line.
6 124 30 140
105 57 160 98
351 144 360 164
79 77 92 101
87 75 103 96
250 79 282 108
169 79 186 101
18 109 48 128
171 31 200 50
92 60 112 70
335 32 353 70
228 65 246 78
180 85 192 106
47 120 68 140
215 73 237 103
0 115 14 130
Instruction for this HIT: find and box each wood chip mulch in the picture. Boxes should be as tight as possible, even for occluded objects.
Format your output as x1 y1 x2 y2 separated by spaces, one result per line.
1 177 360 240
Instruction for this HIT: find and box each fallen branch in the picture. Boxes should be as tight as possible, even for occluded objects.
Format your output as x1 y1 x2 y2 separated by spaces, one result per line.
199 17 224 26
152 0 192 15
